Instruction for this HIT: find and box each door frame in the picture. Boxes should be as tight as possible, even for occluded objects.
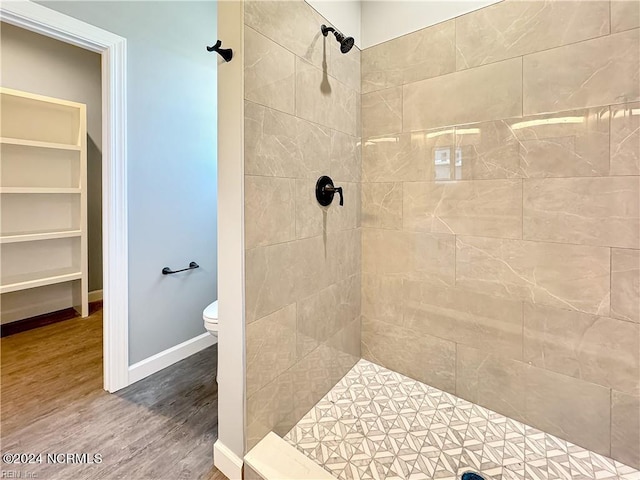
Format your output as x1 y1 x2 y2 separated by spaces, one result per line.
1 0 129 392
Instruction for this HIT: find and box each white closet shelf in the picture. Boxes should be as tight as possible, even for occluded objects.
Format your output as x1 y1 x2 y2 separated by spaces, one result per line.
0 229 82 244
0 187 81 194
0 137 81 151
0 87 88 317
0 268 82 294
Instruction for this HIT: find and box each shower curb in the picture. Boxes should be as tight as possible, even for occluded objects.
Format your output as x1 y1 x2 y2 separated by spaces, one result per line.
244 432 334 480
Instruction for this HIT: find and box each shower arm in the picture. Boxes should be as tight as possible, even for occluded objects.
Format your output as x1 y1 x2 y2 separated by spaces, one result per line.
321 25 336 36
321 25 345 42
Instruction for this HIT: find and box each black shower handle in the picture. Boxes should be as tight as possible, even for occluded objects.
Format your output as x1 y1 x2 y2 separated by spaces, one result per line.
324 185 343 206
315 176 344 207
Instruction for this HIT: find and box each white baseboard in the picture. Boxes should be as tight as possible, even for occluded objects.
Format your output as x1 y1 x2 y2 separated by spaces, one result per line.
214 440 243 479
128 332 216 385
88 289 103 302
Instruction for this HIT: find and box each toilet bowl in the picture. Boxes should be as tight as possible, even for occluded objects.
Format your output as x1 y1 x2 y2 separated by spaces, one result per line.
203 300 218 341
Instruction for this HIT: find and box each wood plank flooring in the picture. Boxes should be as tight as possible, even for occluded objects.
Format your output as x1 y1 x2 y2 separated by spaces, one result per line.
1 310 227 480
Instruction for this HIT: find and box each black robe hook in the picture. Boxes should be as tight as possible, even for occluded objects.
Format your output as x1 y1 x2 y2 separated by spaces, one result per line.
207 40 233 62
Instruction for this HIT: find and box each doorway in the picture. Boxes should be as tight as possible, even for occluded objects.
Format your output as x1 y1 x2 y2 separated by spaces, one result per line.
0 1 128 392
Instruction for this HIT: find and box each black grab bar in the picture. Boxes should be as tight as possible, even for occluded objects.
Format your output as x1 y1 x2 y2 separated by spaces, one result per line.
162 262 199 275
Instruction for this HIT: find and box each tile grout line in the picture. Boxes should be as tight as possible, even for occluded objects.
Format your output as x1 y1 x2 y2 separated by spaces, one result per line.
244 171 640 182
609 387 613 457
610 246 613 316
521 177 524 240
608 104 612 174
521 301 525 362
521 54 524 117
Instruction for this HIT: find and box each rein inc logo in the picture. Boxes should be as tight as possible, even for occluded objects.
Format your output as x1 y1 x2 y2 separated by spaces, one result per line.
1 472 37 478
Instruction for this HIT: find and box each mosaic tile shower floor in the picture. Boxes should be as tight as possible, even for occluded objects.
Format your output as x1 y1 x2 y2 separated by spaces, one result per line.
284 360 640 480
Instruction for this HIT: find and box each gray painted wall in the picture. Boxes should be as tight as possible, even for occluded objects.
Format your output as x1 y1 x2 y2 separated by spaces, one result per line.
1 21 103 293
35 1 218 364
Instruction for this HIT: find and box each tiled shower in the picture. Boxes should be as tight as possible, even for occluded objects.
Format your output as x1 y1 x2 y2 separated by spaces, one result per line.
241 0 640 477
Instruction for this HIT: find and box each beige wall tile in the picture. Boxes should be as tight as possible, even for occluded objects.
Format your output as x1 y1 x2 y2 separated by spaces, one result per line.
524 365 611 456
328 228 361 283
611 0 640 33
403 179 522 238
362 317 456 392
455 120 521 180
244 0 324 67
245 241 298 324
523 29 640 115
361 273 404 326
455 0 609 70
290 342 354 420
330 130 361 183
328 42 361 93
244 27 295 114
362 130 446 183
244 102 331 178
245 102 298 177
513 107 610 178
245 176 296 249
456 346 527 422
246 233 342 325
456 236 610 315
362 20 455 94
611 390 640 469
326 318 361 373
404 58 522 131
610 102 640 175
297 275 360 359
296 118 332 179
356 92 362 147
523 177 640 249
326 181 360 232
295 178 324 240
361 182 403 229
246 370 295 451
611 248 640 323
246 304 297 397
294 235 333 300
363 228 455 285
295 58 358 136
524 303 639 394
404 281 523 359
361 87 402 137
333 276 361 338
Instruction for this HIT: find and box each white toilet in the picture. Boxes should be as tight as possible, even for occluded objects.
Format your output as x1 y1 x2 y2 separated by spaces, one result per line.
203 300 219 341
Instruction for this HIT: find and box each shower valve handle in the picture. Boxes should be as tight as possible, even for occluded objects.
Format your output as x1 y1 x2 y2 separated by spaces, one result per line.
324 185 343 206
315 175 344 207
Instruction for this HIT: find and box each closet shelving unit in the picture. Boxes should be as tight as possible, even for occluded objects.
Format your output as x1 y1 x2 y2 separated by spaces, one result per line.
0 87 88 318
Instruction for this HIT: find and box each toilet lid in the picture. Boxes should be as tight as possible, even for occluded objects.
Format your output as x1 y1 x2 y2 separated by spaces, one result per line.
203 300 219 323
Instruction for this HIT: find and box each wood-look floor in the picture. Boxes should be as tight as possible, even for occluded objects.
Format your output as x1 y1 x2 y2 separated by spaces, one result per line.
1 309 227 480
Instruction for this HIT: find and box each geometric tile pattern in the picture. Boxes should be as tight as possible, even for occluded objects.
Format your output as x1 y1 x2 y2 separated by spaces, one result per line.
285 359 640 480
